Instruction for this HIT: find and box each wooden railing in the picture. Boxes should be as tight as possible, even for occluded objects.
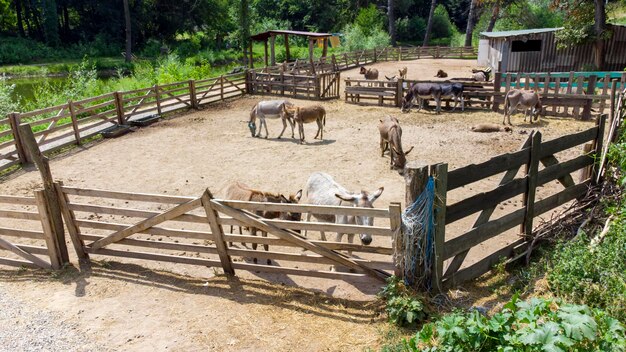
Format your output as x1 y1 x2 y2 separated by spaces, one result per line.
402 115 606 291
0 72 247 173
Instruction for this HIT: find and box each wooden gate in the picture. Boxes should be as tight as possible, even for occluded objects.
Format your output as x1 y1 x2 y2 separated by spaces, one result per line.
57 185 400 282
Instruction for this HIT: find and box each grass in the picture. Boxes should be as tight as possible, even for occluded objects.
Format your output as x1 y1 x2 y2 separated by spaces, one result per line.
608 2 626 25
0 57 129 77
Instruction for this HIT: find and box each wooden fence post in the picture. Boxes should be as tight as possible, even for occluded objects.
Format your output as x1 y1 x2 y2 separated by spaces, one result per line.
580 143 594 182
189 80 198 109
54 181 89 260
18 125 69 266
492 72 502 112
582 75 597 120
8 112 30 164
373 48 377 62
521 131 541 237
396 79 404 107
592 114 607 184
220 76 225 101
34 189 62 269
201 189 235 276
113 92 126 125
389 202 403 277
432 163 448 293
67 100 81 145
154 85 162 115
331 54 338 72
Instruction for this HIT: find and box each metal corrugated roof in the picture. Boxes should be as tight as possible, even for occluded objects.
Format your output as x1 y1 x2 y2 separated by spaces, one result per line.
480 27 563 38
251 30 333 41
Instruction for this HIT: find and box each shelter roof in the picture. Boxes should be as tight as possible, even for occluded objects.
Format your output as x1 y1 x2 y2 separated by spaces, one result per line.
251 30 333 41
480 27 563 38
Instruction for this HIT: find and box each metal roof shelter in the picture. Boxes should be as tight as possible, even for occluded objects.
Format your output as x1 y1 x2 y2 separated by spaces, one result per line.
249 30 333 67
480 28 562 38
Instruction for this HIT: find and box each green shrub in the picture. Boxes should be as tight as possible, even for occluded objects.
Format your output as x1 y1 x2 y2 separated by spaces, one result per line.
355 4 385 36
342 24 390 52
0 75 18 118
379 277 428 328
432 5 461 42
396 17 427 42
409 295 626 351
0 36 50 65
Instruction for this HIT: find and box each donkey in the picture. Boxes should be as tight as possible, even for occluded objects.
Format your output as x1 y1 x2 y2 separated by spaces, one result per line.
305 172 384 254
224 182 302 264
401 83 443 114
284 105 326 144
248 100 295 139
378 116 414 173
503 89 543 125
435 69 448 78
440 82 465 112
360 66 379 86
398 67 408 79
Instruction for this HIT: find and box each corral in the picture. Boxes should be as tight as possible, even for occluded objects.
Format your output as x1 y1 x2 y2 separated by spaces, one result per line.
0 58 607 350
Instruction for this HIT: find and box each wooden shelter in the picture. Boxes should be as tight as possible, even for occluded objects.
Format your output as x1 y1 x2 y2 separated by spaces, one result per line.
250 30 333 67
478 25 626 72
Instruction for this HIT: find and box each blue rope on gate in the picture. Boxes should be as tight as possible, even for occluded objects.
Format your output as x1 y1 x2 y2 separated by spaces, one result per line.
399 176 435 289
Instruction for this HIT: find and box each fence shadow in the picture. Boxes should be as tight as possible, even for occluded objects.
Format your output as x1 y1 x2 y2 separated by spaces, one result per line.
0 261 383 324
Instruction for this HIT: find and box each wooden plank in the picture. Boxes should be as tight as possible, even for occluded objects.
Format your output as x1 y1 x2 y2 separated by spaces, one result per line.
61 186 195 204
447 148 529 190
67 203 207 223
0 209 40 221
0 227 45 239
34 190 62 269
539 155 576 188
210 200 388 281
80 233 218 255
534 181 590 215
75 219 213 240
224 234 393 254
0 256 39 268
540 127 598 157
446 177 527 224
89 198 203 250
0 195 36 205
85 247 222 267
432 163 448 293
217 200 389 218
537 154 592 187
201 190 234 276
0 236 52 269
231 262 368 280
55 182 88 260
18 103 69 119
592 115 607 184
389 202 402 276
218 217 392 237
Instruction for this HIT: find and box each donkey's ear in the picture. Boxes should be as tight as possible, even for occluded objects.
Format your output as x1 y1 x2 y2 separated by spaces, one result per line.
294 189 303 201
404 146 414 155
335 193 356 202
279 194 289 202
370 187 384 202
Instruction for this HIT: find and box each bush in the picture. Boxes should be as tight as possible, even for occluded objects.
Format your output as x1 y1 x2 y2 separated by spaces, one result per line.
0 75 18 118
341 24 390 52
379 277 428 328
432 5 460 40
355 4 385 36
396 16 427 42
409 295 626 351
0 36 50 65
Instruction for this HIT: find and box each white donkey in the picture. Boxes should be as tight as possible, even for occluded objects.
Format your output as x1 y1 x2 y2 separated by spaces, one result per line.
503 89 543 125
248 100 295 138
305 172 384 250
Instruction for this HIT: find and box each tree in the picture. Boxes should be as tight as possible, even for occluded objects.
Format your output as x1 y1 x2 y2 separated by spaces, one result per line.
388 0 396 46
464 0 476 46
41 0 59 46
423 0 437 45
552 0 608 70
239 0 250 66
123 0 132 62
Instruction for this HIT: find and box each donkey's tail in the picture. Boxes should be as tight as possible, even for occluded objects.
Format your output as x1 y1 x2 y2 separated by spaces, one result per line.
323 111 326 126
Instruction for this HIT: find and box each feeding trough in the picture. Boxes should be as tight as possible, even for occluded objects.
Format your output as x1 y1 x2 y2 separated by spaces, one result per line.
100 124 132 139
129 114 161 127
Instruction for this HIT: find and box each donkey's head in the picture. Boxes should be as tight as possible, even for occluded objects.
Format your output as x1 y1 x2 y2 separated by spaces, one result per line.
278 190 303 223
334 187 384 245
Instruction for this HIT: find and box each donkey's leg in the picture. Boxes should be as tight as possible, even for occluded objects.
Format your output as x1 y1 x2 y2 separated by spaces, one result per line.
277 116 288 139
299 121 306 144
251 227 258 264
262 231 270 265
314 118 323 139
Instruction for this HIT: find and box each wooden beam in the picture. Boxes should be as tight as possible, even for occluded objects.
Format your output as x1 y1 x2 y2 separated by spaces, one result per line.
322 38 328 58
249 41 254 69
521 132 541 236
201 190 234 276
389 202 402 276
0 236 52 269
284 34 290 61
8 112 30 164
18 125 69 264
264 39 269 67
270 35 276 66
34 190 62 269
432 163 448 293
54 182 89 260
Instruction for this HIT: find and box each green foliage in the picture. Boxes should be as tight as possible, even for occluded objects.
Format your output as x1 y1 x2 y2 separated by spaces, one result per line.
341 24 390 52
0 74 18 118
432 5 458 40
396 17 427 42
379 277 428 328
409 295 626 351
355 4 385 36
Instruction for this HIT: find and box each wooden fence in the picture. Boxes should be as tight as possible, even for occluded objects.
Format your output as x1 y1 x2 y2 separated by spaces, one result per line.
403 115 606 291
246 70 341 100
493 71 626 119
28 184 397 281
0 72 246 173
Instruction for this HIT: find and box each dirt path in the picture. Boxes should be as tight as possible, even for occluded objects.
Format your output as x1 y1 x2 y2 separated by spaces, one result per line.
0 58 596 351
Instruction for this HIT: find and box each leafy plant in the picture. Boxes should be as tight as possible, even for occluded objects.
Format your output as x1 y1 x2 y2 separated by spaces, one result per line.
408 295 626 351
379 276 428 327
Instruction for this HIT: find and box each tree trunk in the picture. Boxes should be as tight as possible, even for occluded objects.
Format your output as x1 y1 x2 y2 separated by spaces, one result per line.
41 0 60 46
486 2 500 32
62 2 70 39
388 0 396 46
123 0 132 63
594 0 606 70
240 0 250 66
14 0 26 37
423 0 437 46
465 0 477 47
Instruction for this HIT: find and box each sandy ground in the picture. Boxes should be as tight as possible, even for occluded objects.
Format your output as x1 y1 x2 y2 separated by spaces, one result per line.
0 59 597 351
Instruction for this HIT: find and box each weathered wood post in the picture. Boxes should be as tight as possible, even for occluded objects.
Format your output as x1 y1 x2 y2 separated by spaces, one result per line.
521 131 541 237
580 143 594 182
18 125 69 267
113 92 126 125
8 112 30 164
331 54 338 72
67 100 81 145
400 163 430 283
492 72 502 112
396 79 404 107
201 190 235 276
592 114 607 184
431 163 448 293
582 75 598 120
154 85 162 115
389 202 403 277
189 80 199 109
54 181 89 260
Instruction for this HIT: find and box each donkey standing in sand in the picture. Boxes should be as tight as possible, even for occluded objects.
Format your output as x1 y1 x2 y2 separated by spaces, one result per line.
248 100 295 139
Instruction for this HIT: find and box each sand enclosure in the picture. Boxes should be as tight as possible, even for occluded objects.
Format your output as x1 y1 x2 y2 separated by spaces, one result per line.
0 59 596 351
